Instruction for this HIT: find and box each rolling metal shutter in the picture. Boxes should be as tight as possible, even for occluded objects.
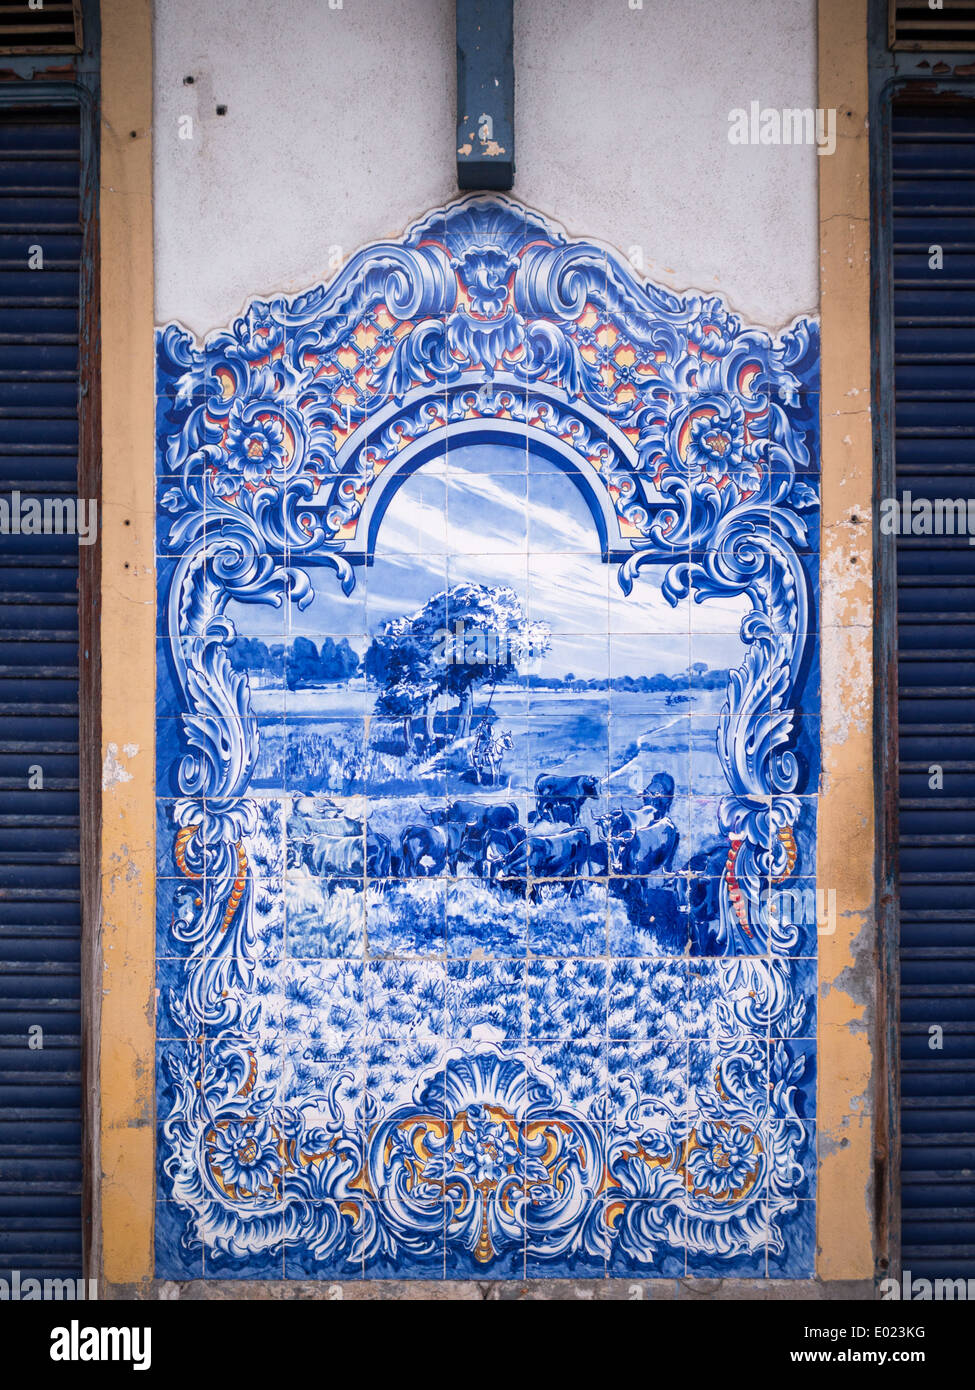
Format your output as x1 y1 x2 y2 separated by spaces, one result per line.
895 101 975 1279
0 106 83 1285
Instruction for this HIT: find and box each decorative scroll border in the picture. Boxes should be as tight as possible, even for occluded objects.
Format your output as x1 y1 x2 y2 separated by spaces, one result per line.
155 196 819 1276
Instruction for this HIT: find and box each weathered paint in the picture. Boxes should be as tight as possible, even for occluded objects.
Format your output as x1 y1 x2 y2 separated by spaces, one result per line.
98 0 155 1288
816 0 877 1283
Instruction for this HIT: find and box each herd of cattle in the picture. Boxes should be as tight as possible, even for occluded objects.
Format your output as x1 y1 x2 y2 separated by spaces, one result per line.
287 773 693 902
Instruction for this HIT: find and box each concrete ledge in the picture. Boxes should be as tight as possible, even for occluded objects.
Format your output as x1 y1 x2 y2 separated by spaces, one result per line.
101 1278 878 1301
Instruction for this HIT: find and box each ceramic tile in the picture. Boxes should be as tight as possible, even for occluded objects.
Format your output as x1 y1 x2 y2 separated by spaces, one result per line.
154 197 820 1280
607 1203 685 1278
283 1205 365 1281
526 958 606 1040
767 1199 816 1279
608 960 690 1041
155 1202 204 1280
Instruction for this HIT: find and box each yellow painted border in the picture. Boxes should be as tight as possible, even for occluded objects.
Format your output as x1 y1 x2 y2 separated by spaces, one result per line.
817 0 877 1281
98 0 155 1285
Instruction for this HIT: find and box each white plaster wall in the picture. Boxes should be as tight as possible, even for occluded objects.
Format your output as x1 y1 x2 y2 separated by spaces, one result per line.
153 0 818 336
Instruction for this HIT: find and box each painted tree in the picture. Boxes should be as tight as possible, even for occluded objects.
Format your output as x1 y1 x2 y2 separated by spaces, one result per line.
364 583 550 753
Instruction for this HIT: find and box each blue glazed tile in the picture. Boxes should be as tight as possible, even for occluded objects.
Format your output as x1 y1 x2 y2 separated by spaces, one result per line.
285 716 367 796
525 1215 607 1280
155 1202 204 1280
773 958 817 1039
446 549 528 603
529 1040 606 1120
289 576 368 638
527 469 609 555
446 960 524 1043
607 1041 686 1123
156 876 207 958
285 658 369 718
607 1203 685 1278
365 552 449 635
155 726 187 801
242 795 285 867
280 1039 360 1114
277 960 364 1043
527 958 606 1041
368 878 446 957
447 877 527 957
360 1204 446 1281
685 1108 766 1206
202 1109 285 1215
689 959 778 1037
155 498 207 558
155 637 187 718
768 1198 816 1279
686 1239 767 1280
529 718 609 798
691 715 752 798
608 959 688 1041
765 1119 817 1197
772 1038 816 1119
361 1040 444 1117
687 583 751 638
608 877 688 957
156 381 207 446
528 879 607 956
155 1043 201 1200
786 713 821 793
156 958 193 1040
529 556 610 636
286 876 365 958
684 875 738 958
363 961 446 1041
154 554 183 633
688 1038 768 1110
608 712 691 809
447 469 527 553
766 876 822 957
284 1203 364 1280
447 409 528 465
445 1200 525 1279
204 1233 284 1281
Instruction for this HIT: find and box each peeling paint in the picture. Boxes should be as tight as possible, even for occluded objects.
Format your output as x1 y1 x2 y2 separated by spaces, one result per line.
102 741 139 790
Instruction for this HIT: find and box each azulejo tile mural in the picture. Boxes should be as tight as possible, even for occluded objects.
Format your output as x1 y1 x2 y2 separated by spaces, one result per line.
154 196 820 1280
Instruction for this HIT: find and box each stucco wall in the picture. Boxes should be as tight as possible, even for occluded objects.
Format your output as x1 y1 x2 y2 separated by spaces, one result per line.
152 0 818 335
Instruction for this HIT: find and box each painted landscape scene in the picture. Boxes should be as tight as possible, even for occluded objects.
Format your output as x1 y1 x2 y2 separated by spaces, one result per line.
224 442 750 958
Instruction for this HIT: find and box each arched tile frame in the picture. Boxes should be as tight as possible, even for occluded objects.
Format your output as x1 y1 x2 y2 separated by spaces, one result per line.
154 196 820 1279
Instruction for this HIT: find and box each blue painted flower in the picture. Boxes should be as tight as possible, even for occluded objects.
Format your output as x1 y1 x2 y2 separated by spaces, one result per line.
454 1104 520 1184
207 1115 280 1196
221 402 286 486
686 1121 758 1198
685 401 745 481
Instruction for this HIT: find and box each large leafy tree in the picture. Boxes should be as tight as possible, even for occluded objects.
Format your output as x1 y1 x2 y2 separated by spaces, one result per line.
364 583 550 753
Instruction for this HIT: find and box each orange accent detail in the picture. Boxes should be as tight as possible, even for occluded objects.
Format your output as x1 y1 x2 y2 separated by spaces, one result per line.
174 825 201 878
236 1049 258 1098
724 838 753 936
220 841 248 936
775 825 798 882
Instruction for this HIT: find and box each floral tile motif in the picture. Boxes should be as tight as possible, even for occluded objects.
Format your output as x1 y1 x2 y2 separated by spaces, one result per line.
154 196 819 1279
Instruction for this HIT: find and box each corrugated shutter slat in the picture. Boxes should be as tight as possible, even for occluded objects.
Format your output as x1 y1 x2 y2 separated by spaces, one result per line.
895 103 975 1279
0 107 82 1286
